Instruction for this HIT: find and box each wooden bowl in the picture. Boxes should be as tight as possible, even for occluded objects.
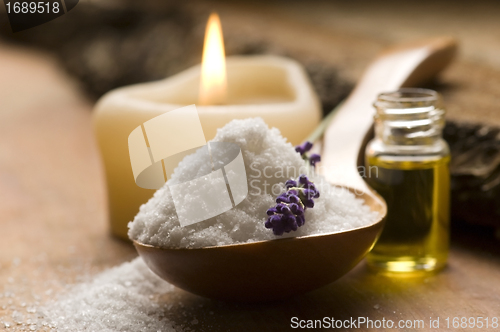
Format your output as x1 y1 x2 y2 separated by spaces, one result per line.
133 188 386 302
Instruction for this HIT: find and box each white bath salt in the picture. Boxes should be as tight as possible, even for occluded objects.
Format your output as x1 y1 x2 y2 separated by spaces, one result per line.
41 258 180 332
129 118 378 248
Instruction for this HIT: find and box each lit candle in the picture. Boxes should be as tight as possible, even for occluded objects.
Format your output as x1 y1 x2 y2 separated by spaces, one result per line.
199 13 227 105
94 13 321 239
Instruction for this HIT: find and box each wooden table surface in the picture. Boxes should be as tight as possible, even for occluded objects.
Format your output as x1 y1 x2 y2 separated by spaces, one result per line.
2 2 500 331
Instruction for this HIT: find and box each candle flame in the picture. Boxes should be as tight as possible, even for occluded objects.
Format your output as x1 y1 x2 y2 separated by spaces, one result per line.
199 13 227 105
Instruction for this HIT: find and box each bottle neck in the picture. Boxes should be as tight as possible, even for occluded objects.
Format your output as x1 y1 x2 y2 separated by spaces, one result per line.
373 89 445 147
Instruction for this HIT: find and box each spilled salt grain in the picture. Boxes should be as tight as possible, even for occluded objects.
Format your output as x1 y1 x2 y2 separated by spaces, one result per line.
129 118 378 248
42 258 179 332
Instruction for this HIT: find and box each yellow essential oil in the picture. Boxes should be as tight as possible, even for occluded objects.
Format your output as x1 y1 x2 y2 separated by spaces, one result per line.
366 155 450 273
365 88 450 274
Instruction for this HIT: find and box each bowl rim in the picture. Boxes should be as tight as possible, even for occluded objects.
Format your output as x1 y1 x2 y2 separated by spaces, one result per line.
132 186 386 251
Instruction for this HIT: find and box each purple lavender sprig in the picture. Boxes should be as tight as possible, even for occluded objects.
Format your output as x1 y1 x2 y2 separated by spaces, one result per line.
265 174 320 236
295 141 321 167
295 141 313 155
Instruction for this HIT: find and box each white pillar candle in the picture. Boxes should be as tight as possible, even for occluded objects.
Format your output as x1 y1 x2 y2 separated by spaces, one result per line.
94 55 321 239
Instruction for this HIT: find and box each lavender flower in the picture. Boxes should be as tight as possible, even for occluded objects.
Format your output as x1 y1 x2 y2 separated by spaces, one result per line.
309 153 321 167
265 174 320 236
295 141 321 167
295 141 313 155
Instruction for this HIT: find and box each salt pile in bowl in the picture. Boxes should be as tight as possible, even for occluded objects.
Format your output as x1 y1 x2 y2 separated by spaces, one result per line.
128 118 378 248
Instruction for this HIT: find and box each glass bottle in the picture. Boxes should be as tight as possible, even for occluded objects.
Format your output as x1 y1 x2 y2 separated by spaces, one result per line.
365 88 450 274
